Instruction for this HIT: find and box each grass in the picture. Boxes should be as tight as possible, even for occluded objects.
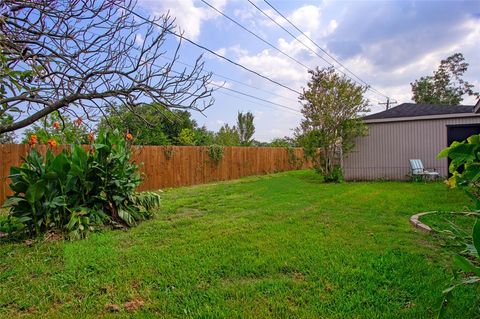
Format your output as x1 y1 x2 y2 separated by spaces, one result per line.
0 170 479 318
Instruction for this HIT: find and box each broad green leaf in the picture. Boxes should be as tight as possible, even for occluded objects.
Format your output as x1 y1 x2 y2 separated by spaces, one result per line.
15 216 32 223
453 255 480 276
437 147 450 159
473 218 480 257
467 134 480 145
2 196 26 208
25 180 45 204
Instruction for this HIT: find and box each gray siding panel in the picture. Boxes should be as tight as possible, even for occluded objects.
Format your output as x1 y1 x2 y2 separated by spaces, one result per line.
344 117 480 180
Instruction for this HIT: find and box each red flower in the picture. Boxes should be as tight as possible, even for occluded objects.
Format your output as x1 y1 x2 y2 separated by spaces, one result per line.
126 133 133 140
29 134 38 146
74 117 83 126
47 139 57 148
88 132 95 142
53 121 60 129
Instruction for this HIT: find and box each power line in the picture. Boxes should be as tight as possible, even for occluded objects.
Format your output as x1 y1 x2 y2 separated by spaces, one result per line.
118 3 302 96
200 0 311 71
247 1 344 77
215 90 300 115
160 56 299 104
162 64 301 113
249 0 383 104
210 83 300 113
262 0 390 100
79 28 301 116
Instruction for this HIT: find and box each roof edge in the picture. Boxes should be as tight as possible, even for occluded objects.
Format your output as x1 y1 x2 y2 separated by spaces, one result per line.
364 112 480 124
474 99 480 113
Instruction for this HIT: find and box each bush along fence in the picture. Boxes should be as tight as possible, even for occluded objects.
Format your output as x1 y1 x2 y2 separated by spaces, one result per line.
0 144 311 205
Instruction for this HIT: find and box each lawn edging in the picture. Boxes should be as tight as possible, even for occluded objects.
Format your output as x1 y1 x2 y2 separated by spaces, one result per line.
409 212 434 232
410 211 480 233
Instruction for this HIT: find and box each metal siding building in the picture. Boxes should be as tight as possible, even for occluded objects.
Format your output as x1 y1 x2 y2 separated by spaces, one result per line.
343 102 480 181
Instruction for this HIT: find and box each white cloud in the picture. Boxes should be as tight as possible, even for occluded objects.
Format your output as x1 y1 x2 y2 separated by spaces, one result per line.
233 7 255 21
138 0 227 40
237 48 308 86
289 5 322 32
135 33 144 45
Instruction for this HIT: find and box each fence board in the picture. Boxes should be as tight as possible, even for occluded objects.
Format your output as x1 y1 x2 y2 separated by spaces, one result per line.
0 144 312 204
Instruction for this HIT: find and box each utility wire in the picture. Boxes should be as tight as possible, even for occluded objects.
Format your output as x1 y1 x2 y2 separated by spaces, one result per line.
211 83 300 113
117 3 302 96
79 28 301 116
216 90 300 115
202 0 389 103
200 0 311 71
247 1 342 77
262 0 390 99
161 56 299 104
163 65 301 113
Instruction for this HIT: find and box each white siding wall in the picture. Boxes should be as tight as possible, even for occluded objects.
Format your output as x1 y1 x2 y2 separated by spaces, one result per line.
343 116 480 180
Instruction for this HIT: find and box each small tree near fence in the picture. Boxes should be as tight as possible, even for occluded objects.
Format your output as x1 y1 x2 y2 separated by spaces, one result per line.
295 67 369 182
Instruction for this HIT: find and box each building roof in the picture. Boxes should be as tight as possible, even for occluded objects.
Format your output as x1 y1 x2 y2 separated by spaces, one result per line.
363 102 477 120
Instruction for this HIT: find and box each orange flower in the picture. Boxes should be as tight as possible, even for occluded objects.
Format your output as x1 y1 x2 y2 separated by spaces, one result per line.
88 132 95 142
29 134 38 146
53 121 60 129
126 133 133 140
74 117 83 126
47 139 57 148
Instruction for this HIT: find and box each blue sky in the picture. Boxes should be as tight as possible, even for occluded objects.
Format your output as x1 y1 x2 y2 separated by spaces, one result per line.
137 0 480 141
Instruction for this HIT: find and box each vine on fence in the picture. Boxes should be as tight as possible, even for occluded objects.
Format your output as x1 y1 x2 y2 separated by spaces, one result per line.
163 146 175 160
207 144 224 165
287 147 303 169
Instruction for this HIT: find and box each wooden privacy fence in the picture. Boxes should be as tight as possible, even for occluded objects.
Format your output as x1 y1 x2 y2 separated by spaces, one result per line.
0 144 311 205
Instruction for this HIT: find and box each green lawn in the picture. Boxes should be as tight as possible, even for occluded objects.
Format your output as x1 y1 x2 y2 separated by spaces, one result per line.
1 170 479 318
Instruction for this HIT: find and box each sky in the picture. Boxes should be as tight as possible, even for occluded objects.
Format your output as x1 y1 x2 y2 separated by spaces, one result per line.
136 0 480 142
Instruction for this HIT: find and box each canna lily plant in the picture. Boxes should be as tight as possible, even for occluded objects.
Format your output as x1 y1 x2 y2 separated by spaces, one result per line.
2 129 160 240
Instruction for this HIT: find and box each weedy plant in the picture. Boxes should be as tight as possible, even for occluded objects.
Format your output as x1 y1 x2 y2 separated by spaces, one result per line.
163 145 175 160
437 134 480 317
207 144 224 165
1 130 160 240
286 147 303 169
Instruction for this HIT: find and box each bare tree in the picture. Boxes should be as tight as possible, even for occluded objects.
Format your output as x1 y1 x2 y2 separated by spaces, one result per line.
0 0 214 134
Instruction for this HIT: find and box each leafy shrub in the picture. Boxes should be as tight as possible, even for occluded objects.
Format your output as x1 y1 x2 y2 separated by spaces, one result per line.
437 134 480 316
287 147 303 169
2 130 160 239
321 165 344 183
163 146 175 160
207 144 224 165
298 130 344 182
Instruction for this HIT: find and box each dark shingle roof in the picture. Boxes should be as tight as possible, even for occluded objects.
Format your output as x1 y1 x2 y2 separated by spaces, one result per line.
363 103 476 120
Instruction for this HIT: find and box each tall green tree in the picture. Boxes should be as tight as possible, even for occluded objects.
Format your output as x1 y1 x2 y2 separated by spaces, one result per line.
295 67 369 181
236 111 255 146
214 124 240 146
99 104 214 146
176 128 196 146
411 53 479 105
269 137 297 147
